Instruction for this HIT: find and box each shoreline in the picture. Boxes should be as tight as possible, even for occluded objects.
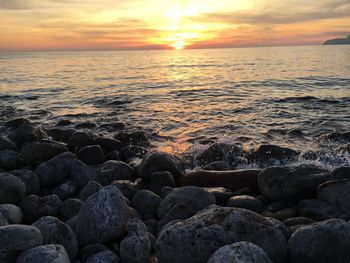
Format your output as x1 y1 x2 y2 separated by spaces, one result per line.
0 117 350 262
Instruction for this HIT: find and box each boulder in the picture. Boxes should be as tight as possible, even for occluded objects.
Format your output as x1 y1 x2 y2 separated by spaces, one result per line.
75 186 130 246
0 173 25 204
59 198 83 221
288 219 350 263
207 242 273 263
10 169 40 195
70 160 107 189
110 180 139 200
155 206 287 263
97 160 134 182
150 171 176 195
158 203 193 230
4 118 31 129
67 131 95 152
9 124 47 148
47 128 76 143
52 180 78 200
121 145 148 163
131 190 161 217
79 181 102 201
249 144 298 164
17 244 70 263
226 195 264 213
78 145 105 165
157 186 216 218
0 204 23 224
0 150 24 170
86 250 120 263
94 137 123 152
33 216 78 260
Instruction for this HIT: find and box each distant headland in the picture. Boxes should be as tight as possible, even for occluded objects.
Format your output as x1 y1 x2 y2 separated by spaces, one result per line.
323 34 350 45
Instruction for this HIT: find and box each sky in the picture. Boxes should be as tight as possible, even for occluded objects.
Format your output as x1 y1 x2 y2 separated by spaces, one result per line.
0 0 349 51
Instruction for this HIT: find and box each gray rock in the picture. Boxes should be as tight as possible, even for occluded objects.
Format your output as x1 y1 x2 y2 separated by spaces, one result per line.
67 131 95 152
110 180 139 200
288 219 350 263
0 137 17 151
79 181 102 201
332 166 350 179
258 165 330 201
203 161 231 171
121 145 148 163
35 152 77 187
131 190 161 217
33 216 78 260
207 242 273 263
318 178 350 216
75 121 97 129
0 150 24 171
98 160 134 182
19 195 62 223
138 151 184 180
250 144 298 164
157 186 216 218
4 118 31 129
150 171 176 195
298 199 340 220
120 219 151 263
266 207 298 221
203 187 233 205
70 160 107 189
226 195 264 213
94 137 123 153
10 169 40 195
53 180 78 200
9 124 47 148
158 203 193 230
47 128 76 143
0 212 8 226
78 145 105 165
0 204 23 224
17 244 70 263
59 198 83 221
283 217 315 227
155 206 287 263
195 144 225 166
75 186 130 246
0 225 43 262
266 217 290 240
86 250 120 263
0 173 25 204
78 244 108 262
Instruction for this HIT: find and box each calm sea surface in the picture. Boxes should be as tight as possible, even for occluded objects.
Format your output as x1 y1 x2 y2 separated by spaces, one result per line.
0 46 349 166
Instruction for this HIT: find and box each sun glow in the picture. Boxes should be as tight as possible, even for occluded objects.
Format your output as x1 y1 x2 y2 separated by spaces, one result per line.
171 40 186 50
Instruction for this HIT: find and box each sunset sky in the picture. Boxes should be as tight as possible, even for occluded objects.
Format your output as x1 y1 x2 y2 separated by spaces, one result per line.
0 0 349 51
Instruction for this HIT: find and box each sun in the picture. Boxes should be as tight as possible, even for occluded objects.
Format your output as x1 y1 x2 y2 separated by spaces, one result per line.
171 40 185 50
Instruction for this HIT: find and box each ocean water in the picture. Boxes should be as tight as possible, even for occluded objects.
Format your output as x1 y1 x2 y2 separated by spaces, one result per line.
0 46 349 166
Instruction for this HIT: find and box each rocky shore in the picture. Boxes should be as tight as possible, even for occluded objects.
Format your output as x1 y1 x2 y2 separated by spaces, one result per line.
0 117 350 263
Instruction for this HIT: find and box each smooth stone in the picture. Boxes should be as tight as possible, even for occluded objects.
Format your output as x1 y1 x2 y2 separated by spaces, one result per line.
160 186 174 198
203 187 233 205
86 250 120 263
75 186 130 246
35 152 77 187
59 198 83 221
288 219 350 263
57 120 74 126
131 190 161 217
0 212 8 226
105 150 121 161
157 186 216 218
226 195 264 213
70 160 107 189
258 165 330 201
0 204 23 224
110 180 139 200
158 203 193 230
10 169 40 195
0 150 24 171
155 205 287 263
94 137 123 153
249 144 298 164
138 151 184 180
120 219 151 263
78 145 105 165
266 200 291 213
0 137 17 151
67 131 95 153
266 217 290 240
78 244 108 262
47 128 76 143
0 225 43 262
332 166 350 179
207 241 273 263
17 244 70 263
177 169 260 192
75 122 97 129
9 124 47 148
53 180 78 200
149 171 176 195
4 118 31 129
79 181 102 201
97 160 134 182
283 217 315 227
0 173 25 204
268 207 298 221
298 199 340 220
19 195 62 223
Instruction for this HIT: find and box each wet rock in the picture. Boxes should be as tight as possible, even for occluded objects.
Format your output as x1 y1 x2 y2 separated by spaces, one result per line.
70 160 107 189
250 144 298 164
120 219 151 263
10 169 40 195
20 141 68 166
203 161 230 171
78 244 108 262
0 212 8 226
105 150 121 161
121 145 148 163
155 205 287 263
59 198 83 221
79 181 102 201
195 144 225 166
203 187 233 205
67 131 95 152
97 160 134 182
0 204 23 224
178 169 260 192
57 120 74 127
75 121 97 129
19 195 62 223
288 219 350 263
207 242 273 263
35 152 77 187
322 131 350 142
86 250 120 263
0 137 17 151
4 117 31 129
0 173 25 204
47 128 76 143
332 166 350 179
158 203 193 230
157 186 216 218
131 190 161 217
138 151 184 180
0 150 24 170
128 131 150 148
110 180 139 200
17 244 70 263
298 199 340 220
149 171 175 195
52 180 78 200
318 178 350 216
0 225 43 262
94 137 123 153
33 216 78 260
267 207 298 221
226 195 264 213
75 186 130 246
78 145 105 165
9 124 47 148
258 165 330 201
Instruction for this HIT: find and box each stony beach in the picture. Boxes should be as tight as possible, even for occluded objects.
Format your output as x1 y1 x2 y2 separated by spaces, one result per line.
0 117 350 263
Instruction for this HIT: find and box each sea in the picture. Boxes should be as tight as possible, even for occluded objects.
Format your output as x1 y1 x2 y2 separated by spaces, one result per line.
0 45 349 167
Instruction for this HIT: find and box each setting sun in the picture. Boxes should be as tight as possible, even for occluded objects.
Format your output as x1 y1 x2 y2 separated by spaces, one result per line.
171 40 186 50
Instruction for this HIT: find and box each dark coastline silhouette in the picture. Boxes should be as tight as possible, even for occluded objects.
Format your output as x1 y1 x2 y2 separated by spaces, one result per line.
323 34 350 45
